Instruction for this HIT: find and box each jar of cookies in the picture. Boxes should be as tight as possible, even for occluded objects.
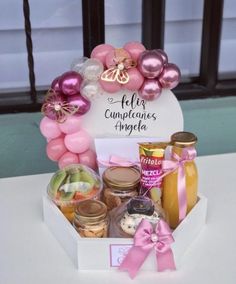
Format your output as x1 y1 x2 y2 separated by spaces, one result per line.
73 200 109 238
109 196 166 238
102 166 140 211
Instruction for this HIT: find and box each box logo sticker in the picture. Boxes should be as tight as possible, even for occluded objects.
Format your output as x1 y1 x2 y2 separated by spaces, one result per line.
109 244 132 267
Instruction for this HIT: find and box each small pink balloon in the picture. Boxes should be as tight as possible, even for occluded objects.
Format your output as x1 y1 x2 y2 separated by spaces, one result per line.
91 44 114 66
99 78 121 93
59 71 83 96
124 68 144 91
58 116 83 134
40 117 62 139
58 152 79 169
67 95 91 116
51 76 61 92
46 138 67 161
159 63 181 89
154 49 168 65
105 48 131 68
138 50 164 79
139 79 162 101
123 42 146 61
78 149 97 170
64 130 91 154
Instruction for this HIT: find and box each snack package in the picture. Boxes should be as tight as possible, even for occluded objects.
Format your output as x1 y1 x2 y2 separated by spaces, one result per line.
139 142 167 205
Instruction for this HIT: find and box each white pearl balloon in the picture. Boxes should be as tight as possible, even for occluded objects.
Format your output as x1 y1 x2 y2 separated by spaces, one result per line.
80 80 101 99
81 58 104 81
71 57 88 73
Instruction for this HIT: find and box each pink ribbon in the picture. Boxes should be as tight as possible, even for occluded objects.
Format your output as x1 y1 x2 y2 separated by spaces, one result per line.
119 219 176 278
162 147 197 221
98 155 140 168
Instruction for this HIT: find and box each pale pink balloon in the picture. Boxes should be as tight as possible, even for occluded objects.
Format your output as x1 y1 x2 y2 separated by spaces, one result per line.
40 117 62 139
64 130 91 154
58 116 83 134
99 78 121 93
58 152 79 169
105 48 131 68
139 79 162 101
158 63 181 89
46 138 67 161
124 68 144 91
78 149 97 170
91 44 114 66
123 42 146 61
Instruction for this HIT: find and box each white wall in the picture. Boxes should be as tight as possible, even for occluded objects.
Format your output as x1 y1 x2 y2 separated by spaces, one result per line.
0 0 235 92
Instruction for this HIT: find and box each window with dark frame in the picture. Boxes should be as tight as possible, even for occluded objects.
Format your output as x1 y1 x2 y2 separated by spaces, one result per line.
0 0 235 114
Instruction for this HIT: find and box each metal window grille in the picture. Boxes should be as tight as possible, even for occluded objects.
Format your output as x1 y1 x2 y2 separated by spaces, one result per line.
0 0 235 114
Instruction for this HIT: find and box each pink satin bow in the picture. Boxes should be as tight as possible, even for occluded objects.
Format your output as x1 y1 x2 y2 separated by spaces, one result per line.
162 147 197 221
98 155 140 167
119 219 176 278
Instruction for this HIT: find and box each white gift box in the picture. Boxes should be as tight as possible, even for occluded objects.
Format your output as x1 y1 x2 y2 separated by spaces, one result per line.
42 90 207 272
43 194 207 271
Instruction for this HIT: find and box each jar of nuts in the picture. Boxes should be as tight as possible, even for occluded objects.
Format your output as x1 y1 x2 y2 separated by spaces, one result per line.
102 166 140 211
73 200 109 238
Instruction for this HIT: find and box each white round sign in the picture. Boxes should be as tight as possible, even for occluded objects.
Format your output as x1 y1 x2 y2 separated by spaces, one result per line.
82 89 183 140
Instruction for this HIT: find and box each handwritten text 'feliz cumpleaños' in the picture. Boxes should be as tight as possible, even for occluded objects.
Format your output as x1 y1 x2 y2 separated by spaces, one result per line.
104 93 157 136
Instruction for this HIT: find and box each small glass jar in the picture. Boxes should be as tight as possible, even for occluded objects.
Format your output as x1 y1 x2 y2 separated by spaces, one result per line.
102 166 140 211
73 200 109 238
109 196 166 238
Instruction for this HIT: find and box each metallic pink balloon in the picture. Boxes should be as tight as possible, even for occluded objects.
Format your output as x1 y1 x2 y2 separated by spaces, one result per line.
51 76 61 92
59 71 83 96
67 94 91 116
138 50 164 79
159 63 181 89
139 79 162 101
154 49 168 65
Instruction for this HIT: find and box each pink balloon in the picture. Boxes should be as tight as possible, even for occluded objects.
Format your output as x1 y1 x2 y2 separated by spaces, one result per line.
67 95 91 116
154 49 168 65
123 42 146 61
46 138 67 161
58 152 79 169
64 130 91 154
158 63 181 89
99 78 121 93
91 44 114 66
51 76 61 92
40 117 62 139
78 149 97 170
59 116 83 134
105 48 131 68
139 79 162 101
124 68 144 91
59 71 83 96
138 50 164 78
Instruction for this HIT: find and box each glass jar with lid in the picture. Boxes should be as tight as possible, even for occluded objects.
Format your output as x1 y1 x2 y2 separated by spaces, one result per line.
73 200 109 238
162 131 198 229
102 166 140 211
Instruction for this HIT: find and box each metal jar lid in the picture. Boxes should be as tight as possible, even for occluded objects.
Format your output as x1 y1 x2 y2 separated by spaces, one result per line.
102 166 140 190
171 131 197 147
74 200 107 224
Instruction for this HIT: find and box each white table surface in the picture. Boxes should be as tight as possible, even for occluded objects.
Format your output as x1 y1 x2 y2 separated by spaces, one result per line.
0 153 236 284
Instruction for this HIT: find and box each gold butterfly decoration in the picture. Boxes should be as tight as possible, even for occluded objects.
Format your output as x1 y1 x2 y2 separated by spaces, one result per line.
101 48 136 84
41 90 79 123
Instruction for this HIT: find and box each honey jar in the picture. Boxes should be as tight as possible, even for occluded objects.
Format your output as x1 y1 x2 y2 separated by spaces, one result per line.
102 166 140 211
73 200 109 238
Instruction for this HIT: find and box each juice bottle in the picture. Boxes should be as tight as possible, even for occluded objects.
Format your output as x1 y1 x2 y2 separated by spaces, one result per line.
162 132 198 229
